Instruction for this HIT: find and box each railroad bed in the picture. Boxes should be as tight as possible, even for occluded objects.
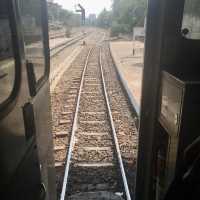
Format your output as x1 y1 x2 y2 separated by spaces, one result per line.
51 39 138 200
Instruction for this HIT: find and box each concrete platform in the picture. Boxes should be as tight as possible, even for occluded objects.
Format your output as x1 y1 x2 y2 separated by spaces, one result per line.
109 41 144 115
68 191 124 200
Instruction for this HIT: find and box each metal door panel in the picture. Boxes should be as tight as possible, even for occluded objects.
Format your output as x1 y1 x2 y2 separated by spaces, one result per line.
32 82 56 200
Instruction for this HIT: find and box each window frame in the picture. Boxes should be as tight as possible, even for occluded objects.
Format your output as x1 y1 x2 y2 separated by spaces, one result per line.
0 0 22 119
25 0 50 97
181 0 200 40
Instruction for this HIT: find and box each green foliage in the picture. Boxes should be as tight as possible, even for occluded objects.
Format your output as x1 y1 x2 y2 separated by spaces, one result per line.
97 9 112 28
184 0 200 17
59 9 72 25
20 0 42 25
110 22 122 36
98 0 147 34
110 22 129 36
48 3 81 27
68 14 82 27
113 0 146 33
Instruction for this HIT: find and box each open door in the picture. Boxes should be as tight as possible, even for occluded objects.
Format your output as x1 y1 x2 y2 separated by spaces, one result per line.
0 0 56 199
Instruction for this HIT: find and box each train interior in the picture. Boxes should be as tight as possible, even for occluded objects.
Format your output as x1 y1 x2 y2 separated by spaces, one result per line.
137 1 200 199
0 0 200 200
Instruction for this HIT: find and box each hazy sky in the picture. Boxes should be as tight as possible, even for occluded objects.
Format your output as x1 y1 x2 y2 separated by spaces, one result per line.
54 0 112 16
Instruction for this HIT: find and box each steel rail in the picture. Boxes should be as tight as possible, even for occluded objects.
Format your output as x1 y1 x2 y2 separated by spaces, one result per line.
50 33 86 51
60 47 93 200
50 34 89 58
99 47 132 200
49 31 66 39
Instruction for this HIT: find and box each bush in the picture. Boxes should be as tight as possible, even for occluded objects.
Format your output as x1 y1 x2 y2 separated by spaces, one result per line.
65 29 71 38
110 22 130 37
110 23 120 37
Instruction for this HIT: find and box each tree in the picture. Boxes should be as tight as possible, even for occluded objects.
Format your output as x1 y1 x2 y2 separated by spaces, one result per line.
97 9 112 28
59 9 72 26
47 2 81 27
112 0 146 33
184 0 200 17
97 0 147 35
20 0 42 25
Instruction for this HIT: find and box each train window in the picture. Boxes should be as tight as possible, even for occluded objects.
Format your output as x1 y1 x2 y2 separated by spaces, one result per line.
20 0 46 83
0 9 15 104
182 0 200 39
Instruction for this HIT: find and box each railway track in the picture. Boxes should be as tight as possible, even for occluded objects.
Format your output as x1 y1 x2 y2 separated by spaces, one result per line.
50 32 90 57
56 45 131 200
50 31 107 92
101 43 138 198
51 32 137 200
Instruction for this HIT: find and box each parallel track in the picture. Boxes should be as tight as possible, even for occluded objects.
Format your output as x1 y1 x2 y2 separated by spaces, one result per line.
50 32 90 57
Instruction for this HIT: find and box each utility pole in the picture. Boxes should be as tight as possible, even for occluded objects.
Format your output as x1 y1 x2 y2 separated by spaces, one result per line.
75 4 85 25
